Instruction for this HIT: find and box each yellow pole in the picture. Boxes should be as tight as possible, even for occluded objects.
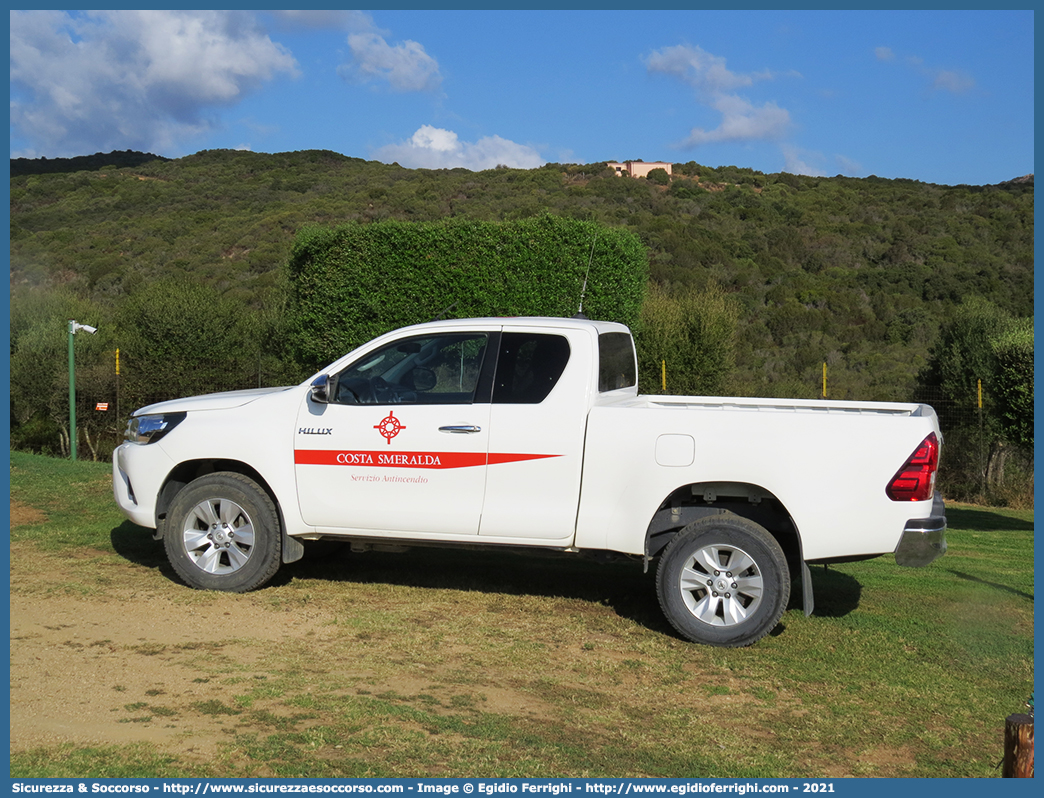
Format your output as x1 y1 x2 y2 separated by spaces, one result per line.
661 360 667 393
822 362 827 399
978 379 982 409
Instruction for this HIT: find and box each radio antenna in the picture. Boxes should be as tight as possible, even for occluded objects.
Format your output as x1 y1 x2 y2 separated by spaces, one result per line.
432 302 458 321
577 233 597 318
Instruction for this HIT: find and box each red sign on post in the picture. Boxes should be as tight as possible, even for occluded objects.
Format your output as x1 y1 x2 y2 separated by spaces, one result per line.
95 403 109 411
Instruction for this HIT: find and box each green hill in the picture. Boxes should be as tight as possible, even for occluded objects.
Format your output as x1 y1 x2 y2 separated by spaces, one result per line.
9 149 1033 496
10 149 170 177
11 149 1032 395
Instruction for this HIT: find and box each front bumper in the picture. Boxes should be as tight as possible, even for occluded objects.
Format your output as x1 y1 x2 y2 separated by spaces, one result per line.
112 441 175 529
895 492 947 567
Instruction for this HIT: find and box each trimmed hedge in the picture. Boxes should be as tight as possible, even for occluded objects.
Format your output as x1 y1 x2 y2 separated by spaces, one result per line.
284 215 648 370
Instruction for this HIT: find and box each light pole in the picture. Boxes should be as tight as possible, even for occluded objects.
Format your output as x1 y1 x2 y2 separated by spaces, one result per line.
68 320 98 460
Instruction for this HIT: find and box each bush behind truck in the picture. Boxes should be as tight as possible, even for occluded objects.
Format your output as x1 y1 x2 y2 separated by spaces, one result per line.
282 215 648 372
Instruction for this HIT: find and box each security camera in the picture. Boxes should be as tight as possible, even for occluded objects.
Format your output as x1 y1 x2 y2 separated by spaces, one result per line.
70 322 98 335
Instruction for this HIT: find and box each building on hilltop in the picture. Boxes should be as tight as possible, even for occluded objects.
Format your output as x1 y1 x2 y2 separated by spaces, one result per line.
607 160 673 178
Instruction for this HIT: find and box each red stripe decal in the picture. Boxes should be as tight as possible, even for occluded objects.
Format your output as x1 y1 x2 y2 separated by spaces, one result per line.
487 453 561 465
294 450 560 469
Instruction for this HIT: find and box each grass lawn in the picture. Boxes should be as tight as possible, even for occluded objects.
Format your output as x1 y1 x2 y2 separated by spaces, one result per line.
8 451 1034 778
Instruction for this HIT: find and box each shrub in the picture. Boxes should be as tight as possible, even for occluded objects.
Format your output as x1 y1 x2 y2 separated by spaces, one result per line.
284 215 648 371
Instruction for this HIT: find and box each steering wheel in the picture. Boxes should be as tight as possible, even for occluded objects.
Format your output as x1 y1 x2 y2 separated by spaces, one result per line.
371 377 418 404
371 376 396 404
337 376 376 405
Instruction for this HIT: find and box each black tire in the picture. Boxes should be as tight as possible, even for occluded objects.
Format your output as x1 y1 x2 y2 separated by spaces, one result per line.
164 472 282 592
655 514 790 647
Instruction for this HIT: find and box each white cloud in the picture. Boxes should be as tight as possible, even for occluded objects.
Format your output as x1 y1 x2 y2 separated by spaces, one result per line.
410 125 460 153
270 11 442 94
9 10 298 157
834 154 863 175
645 44 762 93
684 95 791 146
340 32 442 93
270 10 371 31
781 145 826 177
646 44 791 147
373 125 545 170
877 46 975 95
932 69 975 94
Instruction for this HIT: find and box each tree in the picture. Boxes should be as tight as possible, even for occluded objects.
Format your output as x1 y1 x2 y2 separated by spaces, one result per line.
646 168 670 186
9 285 114 457
635 282 738 395
115 279 260 408
990 318 1033 448
916 296 1032 500
919 296 1012 429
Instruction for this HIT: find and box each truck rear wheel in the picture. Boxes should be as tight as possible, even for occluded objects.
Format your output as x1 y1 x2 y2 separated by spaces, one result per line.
164 472 282 592
656 514 790 647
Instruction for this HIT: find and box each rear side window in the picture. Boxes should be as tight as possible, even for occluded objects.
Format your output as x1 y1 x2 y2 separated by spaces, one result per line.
493 333 571 404
599 332 636 392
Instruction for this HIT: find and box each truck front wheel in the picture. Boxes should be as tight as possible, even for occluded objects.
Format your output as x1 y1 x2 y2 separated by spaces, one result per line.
656 514 790 647
164 472 282 592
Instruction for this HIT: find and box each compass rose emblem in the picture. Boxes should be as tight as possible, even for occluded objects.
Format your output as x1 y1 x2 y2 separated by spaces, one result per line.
374 411 406 444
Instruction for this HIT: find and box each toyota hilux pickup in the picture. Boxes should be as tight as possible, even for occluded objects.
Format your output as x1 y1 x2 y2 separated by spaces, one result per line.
113 316 947 646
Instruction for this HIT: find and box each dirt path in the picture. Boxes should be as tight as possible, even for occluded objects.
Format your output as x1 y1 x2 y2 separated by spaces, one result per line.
9 524 339 756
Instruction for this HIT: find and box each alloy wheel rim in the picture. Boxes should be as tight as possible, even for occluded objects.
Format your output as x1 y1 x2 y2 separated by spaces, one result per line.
678 543 764 626
181 497 256 574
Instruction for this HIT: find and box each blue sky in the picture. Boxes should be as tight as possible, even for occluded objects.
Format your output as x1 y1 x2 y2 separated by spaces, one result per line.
8 8 1035 185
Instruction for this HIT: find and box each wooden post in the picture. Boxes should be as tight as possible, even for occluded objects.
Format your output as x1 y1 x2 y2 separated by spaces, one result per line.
1002 713 1034 778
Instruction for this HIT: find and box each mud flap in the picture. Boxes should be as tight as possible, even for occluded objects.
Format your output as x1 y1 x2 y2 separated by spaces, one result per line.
282 529 305 563
802 561 814 616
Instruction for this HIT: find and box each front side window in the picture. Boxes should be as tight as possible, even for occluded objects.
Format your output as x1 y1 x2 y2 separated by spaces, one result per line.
333 333 489 405
493 333 571 404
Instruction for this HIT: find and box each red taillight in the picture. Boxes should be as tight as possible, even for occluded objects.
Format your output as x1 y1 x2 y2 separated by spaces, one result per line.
886 432 940 502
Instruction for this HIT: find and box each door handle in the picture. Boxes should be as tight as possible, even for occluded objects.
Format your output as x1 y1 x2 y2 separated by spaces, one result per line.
439 425 482 434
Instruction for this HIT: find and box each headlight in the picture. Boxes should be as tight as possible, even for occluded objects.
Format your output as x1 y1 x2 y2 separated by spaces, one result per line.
125 412 186 444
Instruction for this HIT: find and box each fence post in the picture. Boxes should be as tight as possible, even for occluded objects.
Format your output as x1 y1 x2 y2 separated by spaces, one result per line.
1002 712 1034 777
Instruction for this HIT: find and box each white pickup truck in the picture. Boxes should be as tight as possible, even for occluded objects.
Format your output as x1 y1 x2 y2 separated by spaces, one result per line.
113 316 946 646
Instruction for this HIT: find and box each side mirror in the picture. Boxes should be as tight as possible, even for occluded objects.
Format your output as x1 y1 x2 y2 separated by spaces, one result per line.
408 367 438 392
310 374 330 404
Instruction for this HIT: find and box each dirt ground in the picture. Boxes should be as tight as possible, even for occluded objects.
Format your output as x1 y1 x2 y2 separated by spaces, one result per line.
9 499 343 756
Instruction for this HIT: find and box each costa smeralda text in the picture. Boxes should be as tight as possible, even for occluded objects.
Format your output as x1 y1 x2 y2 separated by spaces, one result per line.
338 452 442 466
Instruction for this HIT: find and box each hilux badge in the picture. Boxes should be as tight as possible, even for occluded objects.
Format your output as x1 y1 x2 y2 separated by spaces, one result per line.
374 411 406 444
